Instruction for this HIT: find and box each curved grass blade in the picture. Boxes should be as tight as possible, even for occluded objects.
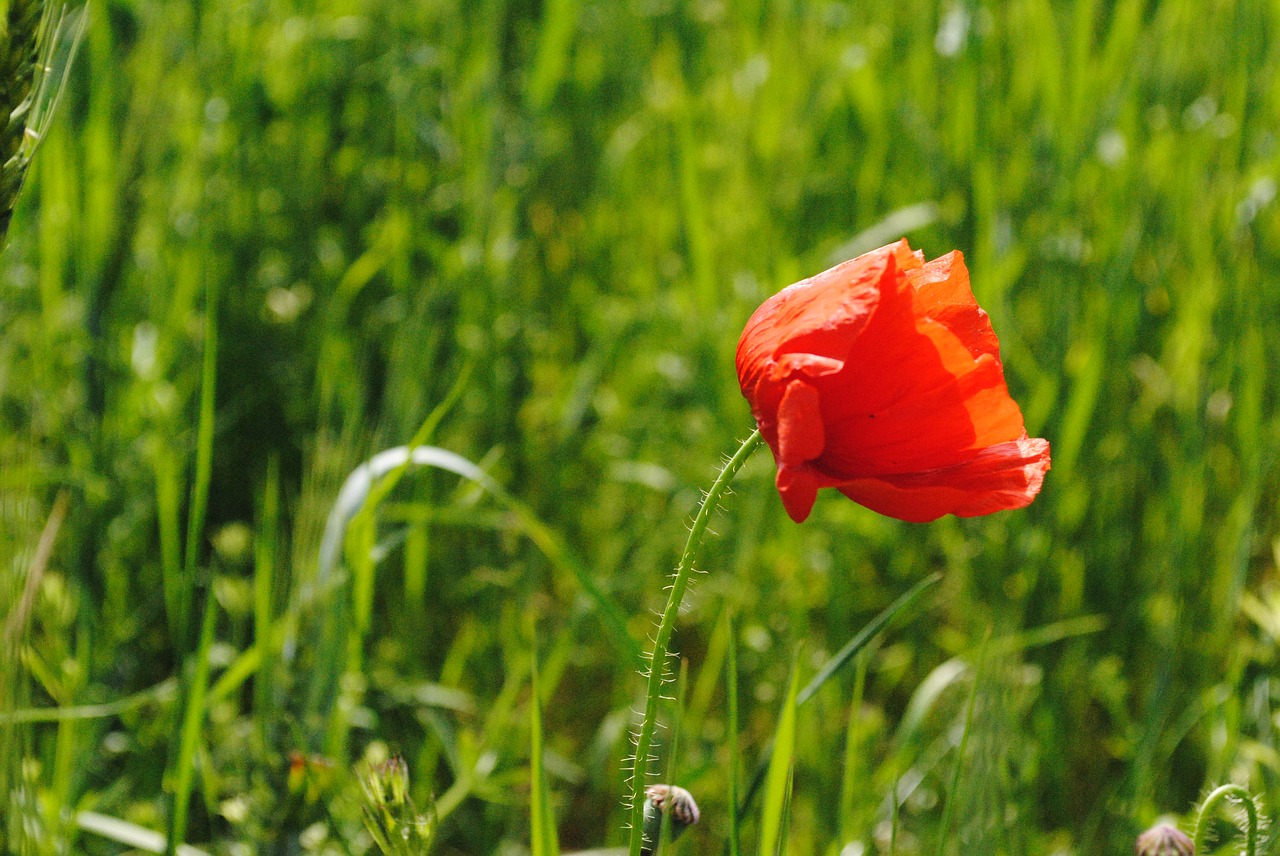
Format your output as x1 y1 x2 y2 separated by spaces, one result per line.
896 614 1104 745
0 677 176 724
315 444 639 665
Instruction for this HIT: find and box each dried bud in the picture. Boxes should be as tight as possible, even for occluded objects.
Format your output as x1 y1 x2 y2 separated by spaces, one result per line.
1135 822 1194 856
641 784 700 855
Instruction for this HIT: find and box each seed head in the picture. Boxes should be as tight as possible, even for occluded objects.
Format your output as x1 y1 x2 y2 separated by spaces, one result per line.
1135 822 1194 856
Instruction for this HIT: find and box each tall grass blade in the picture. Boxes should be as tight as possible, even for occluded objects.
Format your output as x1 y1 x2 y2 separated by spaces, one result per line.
165 591 218 856
156 451 184 643
2 489 65 645
531 631 560 856
838 649 871 843
252 455 278 723
180 270 219 647
525 0 579 110
726 609 741 856
758 654 801 856
889 778 899 856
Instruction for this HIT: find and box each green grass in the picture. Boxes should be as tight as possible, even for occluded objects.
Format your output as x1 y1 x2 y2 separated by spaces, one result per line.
5 0 1280 853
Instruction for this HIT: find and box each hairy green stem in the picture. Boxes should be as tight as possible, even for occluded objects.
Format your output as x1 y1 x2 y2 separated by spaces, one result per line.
1193 783 1258 856
626 430 762 856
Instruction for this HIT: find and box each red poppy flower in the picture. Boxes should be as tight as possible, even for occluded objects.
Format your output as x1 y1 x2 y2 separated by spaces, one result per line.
736 239 1050 523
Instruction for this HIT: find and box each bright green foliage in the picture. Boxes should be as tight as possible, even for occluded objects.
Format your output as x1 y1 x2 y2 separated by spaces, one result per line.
5 0 1280 854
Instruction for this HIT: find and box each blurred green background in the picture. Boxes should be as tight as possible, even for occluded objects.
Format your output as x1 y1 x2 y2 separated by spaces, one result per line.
5 0 1280 853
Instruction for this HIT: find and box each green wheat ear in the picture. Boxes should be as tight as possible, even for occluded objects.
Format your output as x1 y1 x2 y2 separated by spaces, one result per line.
0 0 83 248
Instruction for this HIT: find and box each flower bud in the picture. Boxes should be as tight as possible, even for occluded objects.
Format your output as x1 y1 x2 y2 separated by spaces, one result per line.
641 784 700 855
358 756 436 855
1135 822 1194 856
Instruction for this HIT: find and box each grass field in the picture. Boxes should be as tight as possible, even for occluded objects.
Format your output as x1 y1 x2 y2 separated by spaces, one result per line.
5 0 1280 853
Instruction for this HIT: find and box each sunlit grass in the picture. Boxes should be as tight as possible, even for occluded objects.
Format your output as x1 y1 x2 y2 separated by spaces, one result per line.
4 0 1280 853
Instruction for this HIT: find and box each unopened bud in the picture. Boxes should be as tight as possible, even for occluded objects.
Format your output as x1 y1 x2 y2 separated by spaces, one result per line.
1135 822 1194 856
641 784 700 855
358 756 436 855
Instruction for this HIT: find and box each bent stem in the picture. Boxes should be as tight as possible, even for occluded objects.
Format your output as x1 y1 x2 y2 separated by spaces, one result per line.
626 430 762 856
1192 783 1259 856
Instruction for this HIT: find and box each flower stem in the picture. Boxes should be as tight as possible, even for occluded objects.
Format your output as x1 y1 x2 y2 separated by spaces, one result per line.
1193 783 1259 856
626 430 762 856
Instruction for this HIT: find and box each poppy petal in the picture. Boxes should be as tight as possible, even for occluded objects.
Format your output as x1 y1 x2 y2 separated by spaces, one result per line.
736 248 885 393
776 463 820 523
812 279 1026 476
908 251 1001 362
810 268 990 476
913 317 1027 451
835 437 1051 523
770 352 845 382
776 379 825 466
